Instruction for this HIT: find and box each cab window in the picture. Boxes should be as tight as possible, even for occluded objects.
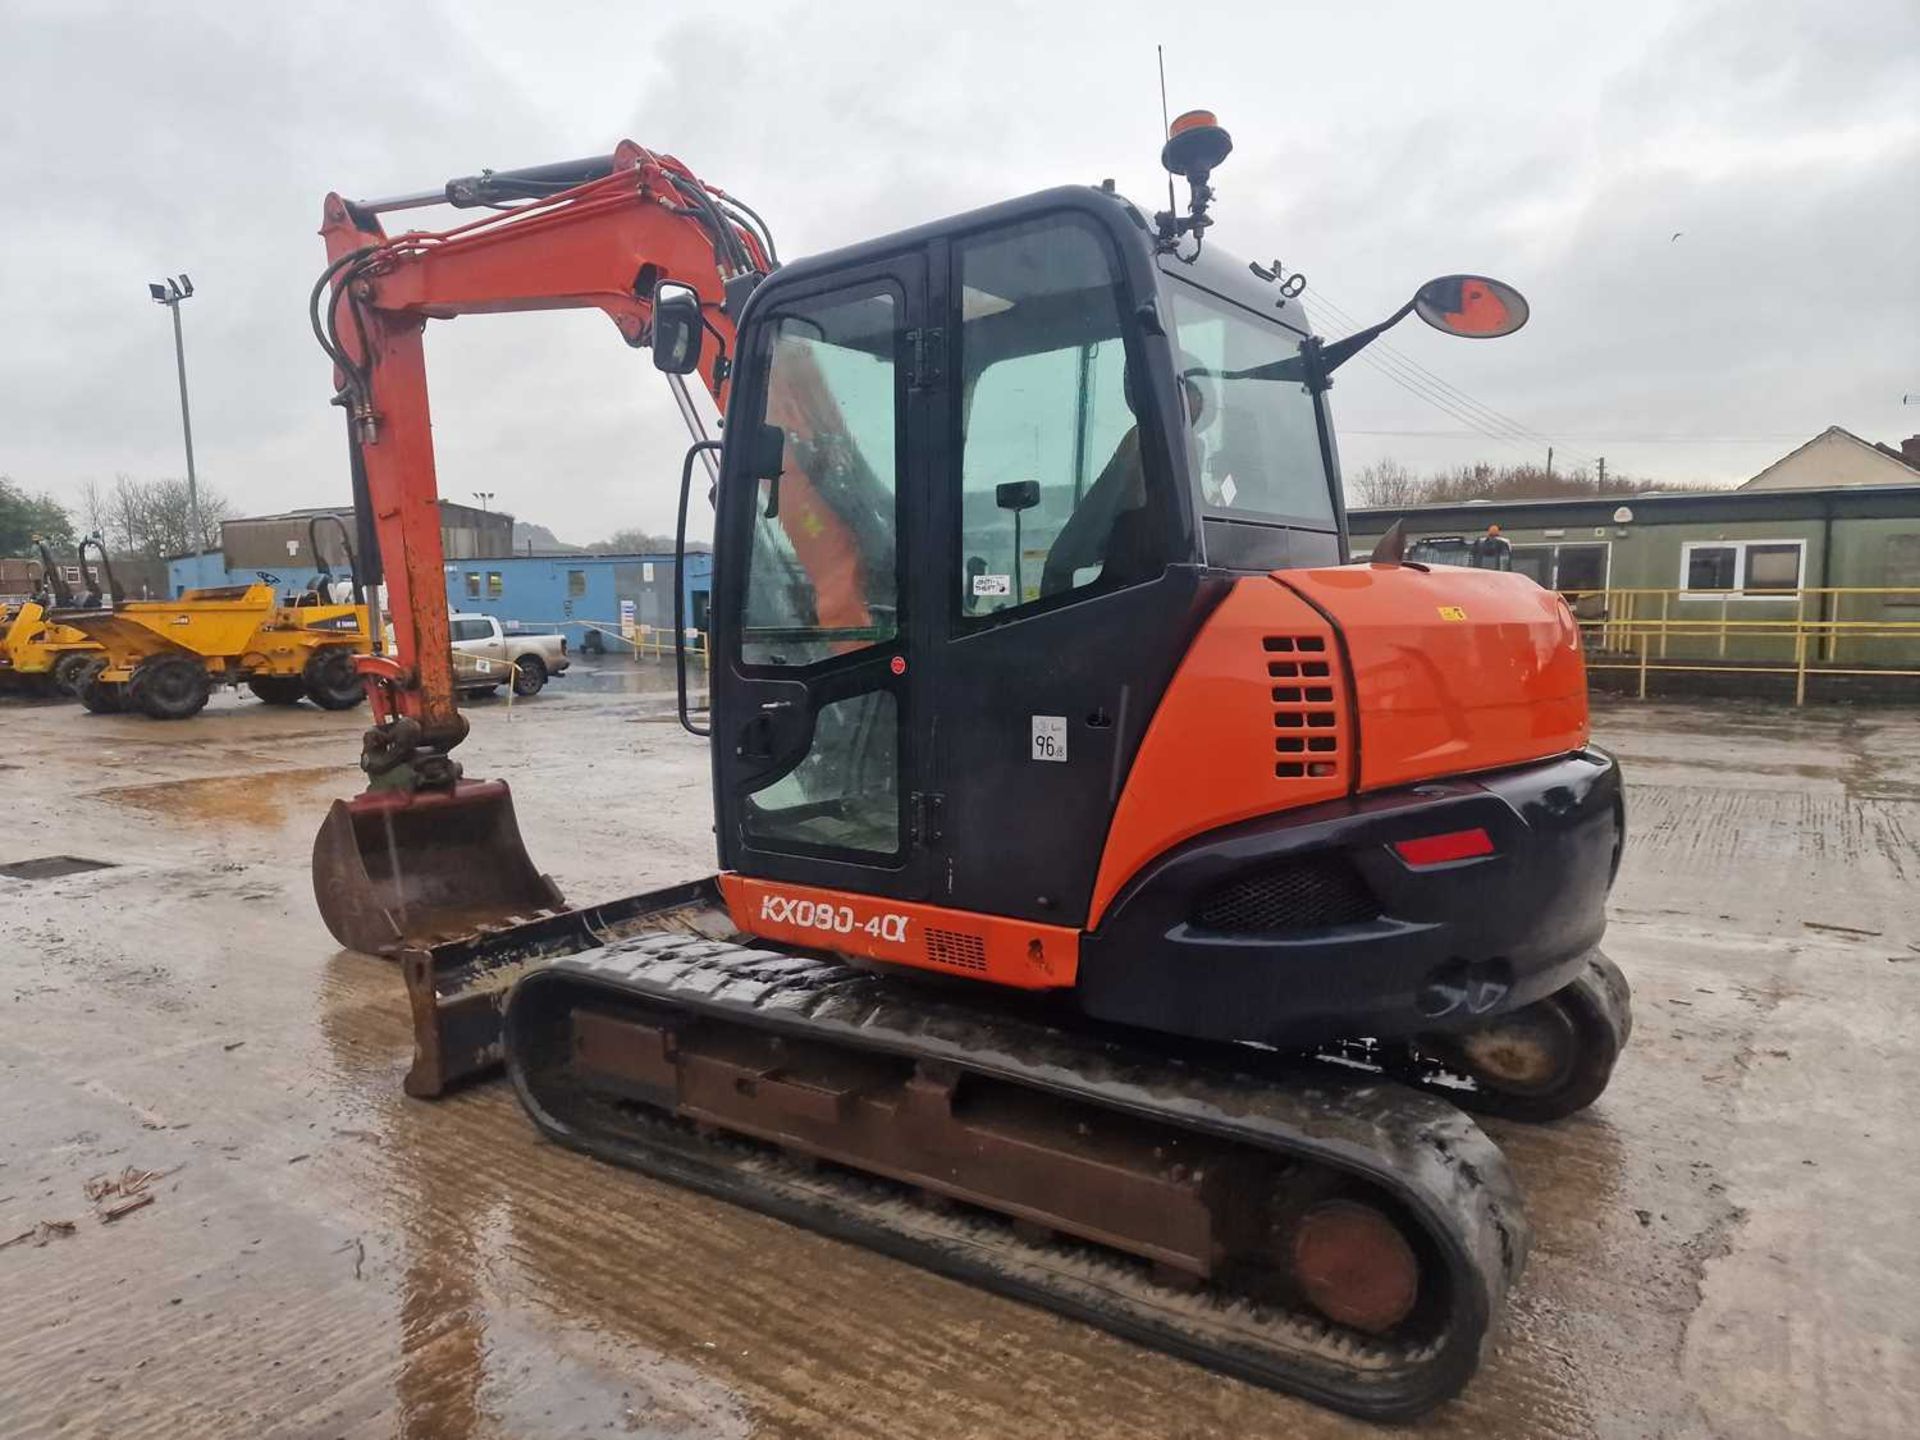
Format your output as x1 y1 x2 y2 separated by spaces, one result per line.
1167 282 1332 528
955 216 1159 621
739 286 901 667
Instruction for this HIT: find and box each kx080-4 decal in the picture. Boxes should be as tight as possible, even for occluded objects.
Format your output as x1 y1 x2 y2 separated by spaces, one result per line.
759 893 910 944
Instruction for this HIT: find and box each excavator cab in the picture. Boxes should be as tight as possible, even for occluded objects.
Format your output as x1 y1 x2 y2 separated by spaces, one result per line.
667 176 1542 978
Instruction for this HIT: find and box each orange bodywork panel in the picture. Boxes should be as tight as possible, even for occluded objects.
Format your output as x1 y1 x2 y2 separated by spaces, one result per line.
1278 566 1588 794
719 874 1080 990
1088 566 1589 929
1088 578 1352 927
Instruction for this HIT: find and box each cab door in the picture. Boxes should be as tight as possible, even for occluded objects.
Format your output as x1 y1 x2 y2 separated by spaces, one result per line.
711 254 931 900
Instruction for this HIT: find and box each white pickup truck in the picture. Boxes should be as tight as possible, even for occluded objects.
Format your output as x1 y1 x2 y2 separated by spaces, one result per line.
448 613 570 697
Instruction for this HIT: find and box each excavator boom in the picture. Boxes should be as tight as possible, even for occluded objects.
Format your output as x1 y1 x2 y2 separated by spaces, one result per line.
309 144 769 949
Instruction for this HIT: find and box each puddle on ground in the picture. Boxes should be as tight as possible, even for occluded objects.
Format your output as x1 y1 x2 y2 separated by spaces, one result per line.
560 662 696 698
92 766 354 828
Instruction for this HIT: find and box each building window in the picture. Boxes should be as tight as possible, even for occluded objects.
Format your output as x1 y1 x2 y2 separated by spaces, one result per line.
567 569 587 598
1886 534 1920 606
464 572 480 598
1508 541 1609 595
486 572 504 599
1679 540 1804 598
1744 543 1801 593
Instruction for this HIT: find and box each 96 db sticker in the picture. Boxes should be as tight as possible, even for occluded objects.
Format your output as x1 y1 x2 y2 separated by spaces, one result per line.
1031 715 1067 762
760 893 909 943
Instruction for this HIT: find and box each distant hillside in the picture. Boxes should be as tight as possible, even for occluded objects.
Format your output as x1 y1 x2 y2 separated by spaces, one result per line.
511 519 583 554
510 518 712 556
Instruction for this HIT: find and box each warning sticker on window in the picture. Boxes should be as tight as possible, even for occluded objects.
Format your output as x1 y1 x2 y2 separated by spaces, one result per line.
1220 473 1239 507
972 573 1012 597
1031 715 1067 762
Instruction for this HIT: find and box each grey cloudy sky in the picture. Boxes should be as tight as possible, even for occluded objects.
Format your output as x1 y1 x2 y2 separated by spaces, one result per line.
2 0 1915 544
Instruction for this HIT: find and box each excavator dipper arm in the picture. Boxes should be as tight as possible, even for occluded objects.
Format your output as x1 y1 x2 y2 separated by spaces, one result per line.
310 143 767 954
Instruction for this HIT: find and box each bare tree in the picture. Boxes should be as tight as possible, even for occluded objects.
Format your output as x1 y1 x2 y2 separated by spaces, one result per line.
1350 458 1425 508
94 474 230 558
77 478 109 542
1349 459 1665 508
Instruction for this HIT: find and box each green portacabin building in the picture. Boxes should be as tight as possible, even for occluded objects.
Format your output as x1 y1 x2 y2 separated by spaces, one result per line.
1347 428 1920 683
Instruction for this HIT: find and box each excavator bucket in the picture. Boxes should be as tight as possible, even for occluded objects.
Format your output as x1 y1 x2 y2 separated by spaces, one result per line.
311 780 566 955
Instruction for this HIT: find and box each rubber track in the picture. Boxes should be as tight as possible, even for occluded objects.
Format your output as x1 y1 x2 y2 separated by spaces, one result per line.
504 933 1530 1421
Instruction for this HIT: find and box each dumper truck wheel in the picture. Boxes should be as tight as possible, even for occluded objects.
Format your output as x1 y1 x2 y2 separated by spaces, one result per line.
129 654 212 721
75 660 127 715
511 653 548 697
247 675 308 706
303 647 365 710
52 651 95 696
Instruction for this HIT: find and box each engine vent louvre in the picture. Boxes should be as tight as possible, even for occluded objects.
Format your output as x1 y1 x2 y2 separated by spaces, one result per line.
1263 634 1343 780
1191 857 1378 934
923 928 989 972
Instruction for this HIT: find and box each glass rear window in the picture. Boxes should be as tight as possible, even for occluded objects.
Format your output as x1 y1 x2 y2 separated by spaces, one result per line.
1165 281 1333 530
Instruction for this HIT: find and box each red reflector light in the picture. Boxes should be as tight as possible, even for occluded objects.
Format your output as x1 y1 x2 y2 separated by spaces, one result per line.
1393 828 1496 866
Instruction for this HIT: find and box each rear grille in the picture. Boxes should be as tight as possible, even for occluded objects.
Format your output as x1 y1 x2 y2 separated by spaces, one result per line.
1264 634 1343 780
1190 857 1377 934
923 928 988 972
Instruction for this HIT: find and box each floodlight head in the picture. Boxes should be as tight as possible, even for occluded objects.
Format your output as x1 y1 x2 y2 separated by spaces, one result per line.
178 275 193 297
148 282 168 302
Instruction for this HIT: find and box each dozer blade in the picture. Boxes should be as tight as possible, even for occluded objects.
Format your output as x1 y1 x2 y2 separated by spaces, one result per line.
312 779 567 957
396 877 730 1098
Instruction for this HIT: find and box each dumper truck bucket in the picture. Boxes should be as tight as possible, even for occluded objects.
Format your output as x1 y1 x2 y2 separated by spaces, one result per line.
312 779 567 955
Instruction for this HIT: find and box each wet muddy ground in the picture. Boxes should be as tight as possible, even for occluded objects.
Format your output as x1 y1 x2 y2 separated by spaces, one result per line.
2 671 1916 1439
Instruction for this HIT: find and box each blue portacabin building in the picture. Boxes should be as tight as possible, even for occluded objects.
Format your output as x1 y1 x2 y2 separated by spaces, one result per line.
441 552 714 655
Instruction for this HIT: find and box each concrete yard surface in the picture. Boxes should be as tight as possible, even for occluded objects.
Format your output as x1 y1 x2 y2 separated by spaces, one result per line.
2 676 1917 1439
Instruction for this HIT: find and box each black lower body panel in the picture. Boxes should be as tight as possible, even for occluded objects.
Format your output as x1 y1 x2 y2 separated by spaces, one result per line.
1076 749 1624 1046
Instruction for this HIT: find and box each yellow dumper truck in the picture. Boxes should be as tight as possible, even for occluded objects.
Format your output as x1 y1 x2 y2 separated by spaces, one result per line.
0 540 105 694
57 530 372 720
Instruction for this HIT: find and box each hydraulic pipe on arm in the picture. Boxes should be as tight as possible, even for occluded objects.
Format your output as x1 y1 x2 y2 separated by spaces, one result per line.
317 141 760 782
310 141 769 955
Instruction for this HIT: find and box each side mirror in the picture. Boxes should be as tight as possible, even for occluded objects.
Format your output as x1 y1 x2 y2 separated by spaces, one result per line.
650 282 704 375
995 480 1040 513
1316 274 1530 381
1412 275 1529 339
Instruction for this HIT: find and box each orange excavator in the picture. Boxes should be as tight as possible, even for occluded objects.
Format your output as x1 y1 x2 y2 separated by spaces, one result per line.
308 118 1630 1420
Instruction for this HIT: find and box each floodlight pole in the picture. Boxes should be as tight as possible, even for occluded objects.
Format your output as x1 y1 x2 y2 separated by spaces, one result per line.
152 278 204 565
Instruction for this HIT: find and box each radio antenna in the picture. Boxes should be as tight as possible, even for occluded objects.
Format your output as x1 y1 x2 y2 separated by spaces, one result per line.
1157 45 1176 217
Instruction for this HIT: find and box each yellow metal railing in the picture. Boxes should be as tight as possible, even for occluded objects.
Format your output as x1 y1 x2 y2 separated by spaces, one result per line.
1560 585 1920 704
622 623 709 667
